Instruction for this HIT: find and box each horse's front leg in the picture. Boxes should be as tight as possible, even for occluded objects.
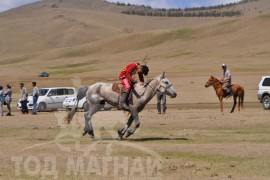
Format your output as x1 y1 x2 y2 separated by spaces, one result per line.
83 111 94 138
219 96 223 113
125 111 140 138
118 115 134 139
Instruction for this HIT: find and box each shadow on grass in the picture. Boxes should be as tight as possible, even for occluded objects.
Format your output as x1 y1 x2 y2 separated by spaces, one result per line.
126 137 189 142
90 137 189 142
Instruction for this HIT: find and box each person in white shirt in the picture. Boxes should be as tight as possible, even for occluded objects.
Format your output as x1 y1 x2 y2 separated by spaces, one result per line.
221 64 232 95
32 82 39 115
4 84 12 116
20 83 28 114
157 91 167 114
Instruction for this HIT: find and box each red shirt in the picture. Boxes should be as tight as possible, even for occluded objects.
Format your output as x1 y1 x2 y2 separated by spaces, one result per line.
119 63 144 82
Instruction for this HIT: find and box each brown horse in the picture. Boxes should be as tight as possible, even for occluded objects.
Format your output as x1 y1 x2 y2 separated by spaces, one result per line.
205 76 245 113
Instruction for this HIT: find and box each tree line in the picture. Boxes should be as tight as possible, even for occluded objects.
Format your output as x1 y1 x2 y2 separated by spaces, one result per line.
121 10 242 17
105 0 258 17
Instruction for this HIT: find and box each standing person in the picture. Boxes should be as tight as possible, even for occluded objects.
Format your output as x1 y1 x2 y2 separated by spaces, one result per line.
32 82 39 115
4 84 12 116
20 83 28 114
0 85 4 116
157 91 167 114
221 64 232 96
118 62 149 111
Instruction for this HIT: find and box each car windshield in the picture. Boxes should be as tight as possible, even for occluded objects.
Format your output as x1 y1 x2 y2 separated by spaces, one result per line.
39 89 49 96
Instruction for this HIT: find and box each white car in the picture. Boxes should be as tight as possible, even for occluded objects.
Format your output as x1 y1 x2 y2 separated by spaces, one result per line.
258 76 270 110
17 87 76 111
63 96 114 112
63 97 89 111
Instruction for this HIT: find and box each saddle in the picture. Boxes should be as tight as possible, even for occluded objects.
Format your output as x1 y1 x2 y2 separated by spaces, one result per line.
112 82 133 106
224 85 234 97
112 83 123 93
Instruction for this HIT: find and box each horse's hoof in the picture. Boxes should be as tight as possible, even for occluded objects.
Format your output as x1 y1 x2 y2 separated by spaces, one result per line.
88 131 94 138
125 130 133 138
125 134 130 139
118 130 124 140
82 131 87 136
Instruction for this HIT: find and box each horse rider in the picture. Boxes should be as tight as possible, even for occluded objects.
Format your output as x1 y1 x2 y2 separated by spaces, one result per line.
221 64 232 95
119 62 149 110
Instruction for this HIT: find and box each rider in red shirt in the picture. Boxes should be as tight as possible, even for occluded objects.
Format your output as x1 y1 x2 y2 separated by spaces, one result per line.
119 62 149 110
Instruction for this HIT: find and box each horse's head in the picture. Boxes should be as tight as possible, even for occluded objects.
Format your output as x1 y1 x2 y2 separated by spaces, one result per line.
157 72 177 98
205 76 218 88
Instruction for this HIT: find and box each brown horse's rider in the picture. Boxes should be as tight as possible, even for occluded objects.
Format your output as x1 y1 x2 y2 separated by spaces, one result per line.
119 62 149 110
221 64 232 95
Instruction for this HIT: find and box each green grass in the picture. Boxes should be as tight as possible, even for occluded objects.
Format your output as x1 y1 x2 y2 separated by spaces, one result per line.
161 151 270 177
49 67 95 75
63 50 92 58
206 126 270 135
48 61 98 69
150 29 195 44
216 19 238 27
48 47 102 60
251 51 270 58
0 127 60 144
133 28 195 50
48 60 98 75
0 56 31 65
165 51 194 58
259 13 270 19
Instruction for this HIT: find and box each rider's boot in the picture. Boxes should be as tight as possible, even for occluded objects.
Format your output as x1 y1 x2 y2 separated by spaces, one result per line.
119 92 129 111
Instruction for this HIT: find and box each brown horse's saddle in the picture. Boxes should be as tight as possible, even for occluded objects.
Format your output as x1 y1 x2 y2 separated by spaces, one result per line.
224 85 234 97
112 83 123 93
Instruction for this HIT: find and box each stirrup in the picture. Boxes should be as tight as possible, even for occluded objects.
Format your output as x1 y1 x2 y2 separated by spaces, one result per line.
118 103 129 111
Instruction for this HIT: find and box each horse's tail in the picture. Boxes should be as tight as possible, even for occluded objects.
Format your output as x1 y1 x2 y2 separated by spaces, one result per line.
65 86 89 124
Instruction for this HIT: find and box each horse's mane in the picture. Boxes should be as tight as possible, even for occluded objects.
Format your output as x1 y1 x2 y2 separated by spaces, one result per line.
144 79 154 87
212 76 223 84
132 78 154 97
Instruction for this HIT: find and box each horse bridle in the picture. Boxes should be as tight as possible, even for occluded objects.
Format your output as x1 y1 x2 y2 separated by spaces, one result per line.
207 79 222 87
154 78 172 93
142 78 172 95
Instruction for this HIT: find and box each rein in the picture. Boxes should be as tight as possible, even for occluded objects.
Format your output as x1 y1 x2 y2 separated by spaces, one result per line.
137 77 172 96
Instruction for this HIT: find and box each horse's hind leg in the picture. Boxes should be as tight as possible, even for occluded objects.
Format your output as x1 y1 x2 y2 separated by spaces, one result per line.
83 103 103 138
238 96 241 112
230 95 237 113
118 115 134 139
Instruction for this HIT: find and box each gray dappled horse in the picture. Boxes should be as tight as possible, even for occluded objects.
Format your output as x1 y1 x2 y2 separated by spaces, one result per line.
66 73 177 139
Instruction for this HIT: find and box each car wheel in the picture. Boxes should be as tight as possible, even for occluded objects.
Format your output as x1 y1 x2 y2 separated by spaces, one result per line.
262 95 270 110
38 102 46 112
83 102 89 112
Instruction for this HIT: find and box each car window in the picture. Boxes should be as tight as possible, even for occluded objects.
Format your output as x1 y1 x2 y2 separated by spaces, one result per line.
56 89 65 96
67 89 75 95
262 78 270 86
39 89 49 96
48 89 57 96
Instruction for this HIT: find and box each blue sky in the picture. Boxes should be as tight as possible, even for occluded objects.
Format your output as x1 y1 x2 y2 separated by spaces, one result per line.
0 0 242 12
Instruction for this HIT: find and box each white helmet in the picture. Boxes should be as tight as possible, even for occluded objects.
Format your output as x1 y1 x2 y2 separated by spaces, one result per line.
221 64 227 67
